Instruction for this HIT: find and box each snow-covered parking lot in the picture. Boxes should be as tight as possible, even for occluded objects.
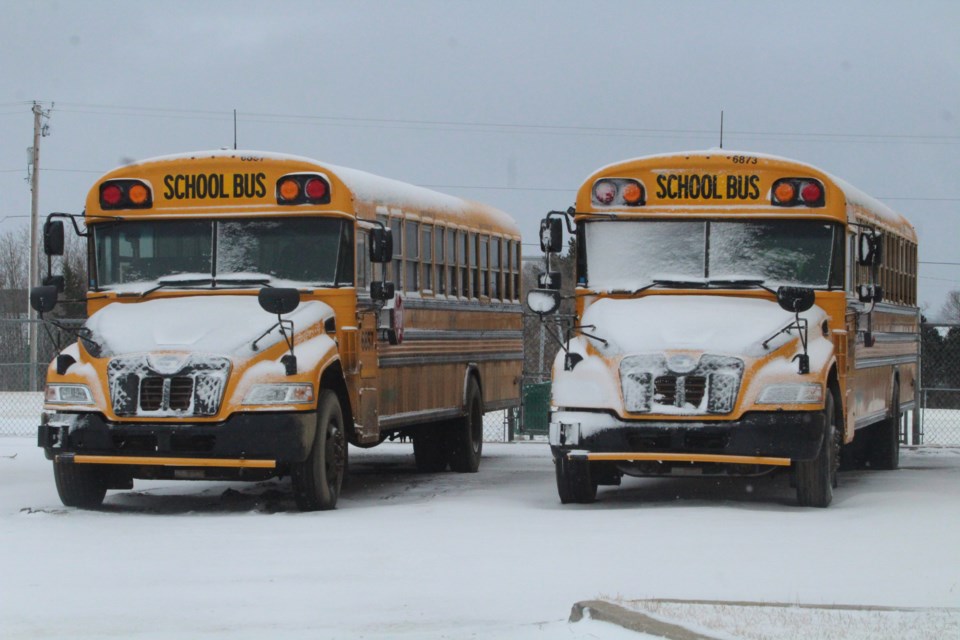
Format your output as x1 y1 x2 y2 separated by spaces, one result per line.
2 437 958 639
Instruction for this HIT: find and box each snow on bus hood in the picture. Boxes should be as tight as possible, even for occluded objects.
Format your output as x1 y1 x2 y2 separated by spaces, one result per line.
581 295 826 358
85 295 334 358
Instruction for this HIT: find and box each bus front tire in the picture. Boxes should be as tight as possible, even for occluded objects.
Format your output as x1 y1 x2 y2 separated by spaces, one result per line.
794 390 839 508
448 377 483 473
413 423 449 472
54 460 108 509
292 390 347 511
556 455 597 504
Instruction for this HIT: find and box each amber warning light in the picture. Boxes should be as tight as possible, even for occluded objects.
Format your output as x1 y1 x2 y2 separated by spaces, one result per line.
276 173 331 205
771 178 824 207
99 179 153 210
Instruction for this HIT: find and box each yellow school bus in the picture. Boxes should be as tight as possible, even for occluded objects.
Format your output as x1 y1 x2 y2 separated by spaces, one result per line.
32 150 522 510
530 150 918 507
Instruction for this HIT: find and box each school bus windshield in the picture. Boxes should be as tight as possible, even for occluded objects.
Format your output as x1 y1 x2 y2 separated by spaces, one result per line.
93 217 354 289
583 219 844 291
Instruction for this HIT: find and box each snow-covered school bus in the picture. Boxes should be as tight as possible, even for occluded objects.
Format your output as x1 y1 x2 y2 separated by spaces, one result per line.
31 150 522 510
529 151 918 507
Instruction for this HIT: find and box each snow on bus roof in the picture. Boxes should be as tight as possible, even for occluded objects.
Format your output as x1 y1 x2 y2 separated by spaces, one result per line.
111 150 519 234
583 149 915 237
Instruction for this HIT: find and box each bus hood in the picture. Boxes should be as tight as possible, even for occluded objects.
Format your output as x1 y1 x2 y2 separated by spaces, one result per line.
85 295 334 358
580 294 826 358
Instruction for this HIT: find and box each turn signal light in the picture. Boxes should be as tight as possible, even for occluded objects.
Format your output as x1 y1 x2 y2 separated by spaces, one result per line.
276 173 331 205
771 178 825 207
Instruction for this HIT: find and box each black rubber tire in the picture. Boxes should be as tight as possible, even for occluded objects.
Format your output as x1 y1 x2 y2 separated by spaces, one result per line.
555 454 597 504
448 377 483 473
413 423 449 472
291 390 347 511
867 382 901 471
53 461 108 508
795 390 839 508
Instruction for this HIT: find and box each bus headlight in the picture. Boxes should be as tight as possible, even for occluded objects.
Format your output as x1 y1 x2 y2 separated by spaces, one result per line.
45 384 95 405
243 384 315 405
757 384 823 405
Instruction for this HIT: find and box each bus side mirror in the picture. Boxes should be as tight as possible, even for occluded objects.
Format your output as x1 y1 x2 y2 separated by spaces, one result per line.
43 220 65 257
30 285 59 315
43 275 66 293
369 228 393 263
258 287 301 315
537 271 561 291
858 284 883 304
526 288 561 316
370 280 395 302
857 232 882 266
776 286 815 313
539 217 563 253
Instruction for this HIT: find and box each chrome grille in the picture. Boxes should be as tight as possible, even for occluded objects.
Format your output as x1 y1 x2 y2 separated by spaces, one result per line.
621 354 744 414
108 355 230 417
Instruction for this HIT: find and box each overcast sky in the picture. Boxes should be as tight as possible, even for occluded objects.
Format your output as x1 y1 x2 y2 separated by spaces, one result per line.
1 0 957 315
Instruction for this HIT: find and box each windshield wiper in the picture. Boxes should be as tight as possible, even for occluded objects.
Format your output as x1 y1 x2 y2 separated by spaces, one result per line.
130 277 215 298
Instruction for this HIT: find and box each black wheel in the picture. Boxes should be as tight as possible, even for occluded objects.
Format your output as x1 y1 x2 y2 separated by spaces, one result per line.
795 390 840 508
555 454 597 504
413 423 449 472
292 390 347 511
53 460 108 508
867 381 901 470
449 377 483 473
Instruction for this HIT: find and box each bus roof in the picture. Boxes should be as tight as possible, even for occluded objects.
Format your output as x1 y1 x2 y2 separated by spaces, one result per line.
579 149 916 242
94 150 520 236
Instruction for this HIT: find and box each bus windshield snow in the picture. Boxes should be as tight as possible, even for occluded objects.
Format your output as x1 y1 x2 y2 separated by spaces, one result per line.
93 217 354 291
583 219 843 292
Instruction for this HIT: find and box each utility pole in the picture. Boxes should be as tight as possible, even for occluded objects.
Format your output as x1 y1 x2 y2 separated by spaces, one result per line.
27 101 52 392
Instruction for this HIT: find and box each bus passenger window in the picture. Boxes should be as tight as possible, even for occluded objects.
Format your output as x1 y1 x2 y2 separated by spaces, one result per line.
448 228 458 296
391 217 403 290
514 240 521 301
461 231 470 299
423 224 433 292
479 235 489 298
436 226 446 295
405 220 419 292
491 237 501 300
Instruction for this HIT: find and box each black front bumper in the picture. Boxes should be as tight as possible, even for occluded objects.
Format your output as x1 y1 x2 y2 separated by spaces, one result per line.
552 410 826 461
38 411 316 465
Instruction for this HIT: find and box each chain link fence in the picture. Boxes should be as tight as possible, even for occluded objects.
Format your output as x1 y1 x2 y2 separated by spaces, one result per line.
917 323 960 444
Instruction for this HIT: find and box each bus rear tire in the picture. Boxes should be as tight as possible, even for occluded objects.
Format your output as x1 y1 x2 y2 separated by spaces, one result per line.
555 455 597 504
795 390 839 508
413 423 449 472
291 390 347 511
54 460 108 509
448 377 483 473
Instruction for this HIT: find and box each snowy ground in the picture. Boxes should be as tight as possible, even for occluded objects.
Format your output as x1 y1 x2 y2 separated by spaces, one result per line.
2 437 958 639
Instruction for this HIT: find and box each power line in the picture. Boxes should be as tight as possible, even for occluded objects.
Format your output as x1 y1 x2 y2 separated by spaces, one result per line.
50 101 960 145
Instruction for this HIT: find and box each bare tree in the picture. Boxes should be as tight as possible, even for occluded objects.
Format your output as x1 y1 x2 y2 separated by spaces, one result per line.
940 290 960 324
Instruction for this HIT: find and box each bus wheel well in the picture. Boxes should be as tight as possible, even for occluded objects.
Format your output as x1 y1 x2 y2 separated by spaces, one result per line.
320 361 354 442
